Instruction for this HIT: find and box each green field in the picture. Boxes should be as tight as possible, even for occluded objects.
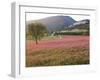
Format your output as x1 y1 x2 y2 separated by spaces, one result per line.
54 29 89 35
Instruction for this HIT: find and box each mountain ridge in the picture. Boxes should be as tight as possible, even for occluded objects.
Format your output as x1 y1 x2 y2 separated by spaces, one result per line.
27 15 89 33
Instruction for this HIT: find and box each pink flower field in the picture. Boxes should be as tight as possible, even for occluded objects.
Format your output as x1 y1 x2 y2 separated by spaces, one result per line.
26 35 89 67
26 35 89 52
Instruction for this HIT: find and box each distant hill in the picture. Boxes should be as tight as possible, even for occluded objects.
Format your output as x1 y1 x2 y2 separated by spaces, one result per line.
27 16 76 33
27 16 90 34
68 19 90 30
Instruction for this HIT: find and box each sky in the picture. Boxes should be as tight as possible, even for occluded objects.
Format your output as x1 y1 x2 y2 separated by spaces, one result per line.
26 13 90 21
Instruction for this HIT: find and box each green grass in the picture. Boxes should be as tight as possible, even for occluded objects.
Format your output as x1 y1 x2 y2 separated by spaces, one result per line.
26 47 89 67
55 29 89 35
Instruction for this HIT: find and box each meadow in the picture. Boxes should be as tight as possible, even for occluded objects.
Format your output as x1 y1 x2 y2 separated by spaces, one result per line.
26 35 89 67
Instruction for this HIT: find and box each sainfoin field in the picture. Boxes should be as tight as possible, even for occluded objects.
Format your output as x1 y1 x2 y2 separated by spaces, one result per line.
26 35 89 67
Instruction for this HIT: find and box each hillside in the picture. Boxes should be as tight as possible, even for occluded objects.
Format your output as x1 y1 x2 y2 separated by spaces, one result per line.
27 15 76 33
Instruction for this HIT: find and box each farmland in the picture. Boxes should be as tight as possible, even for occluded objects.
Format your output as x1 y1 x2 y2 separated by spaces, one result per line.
26 35 89 67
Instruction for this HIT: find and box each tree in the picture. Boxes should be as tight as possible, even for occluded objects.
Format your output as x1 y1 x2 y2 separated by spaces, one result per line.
27 22 47 44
